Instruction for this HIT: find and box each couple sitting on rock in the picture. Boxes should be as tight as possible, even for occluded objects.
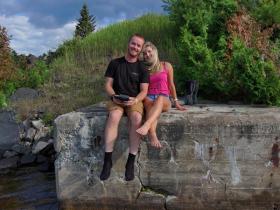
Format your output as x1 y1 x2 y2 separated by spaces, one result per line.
100 33 186 181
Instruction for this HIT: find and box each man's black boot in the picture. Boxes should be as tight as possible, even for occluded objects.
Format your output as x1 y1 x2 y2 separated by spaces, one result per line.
125 153 136 181
100 152 112 181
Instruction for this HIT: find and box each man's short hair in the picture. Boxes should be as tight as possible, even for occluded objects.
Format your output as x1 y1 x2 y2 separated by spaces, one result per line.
128 33 145 43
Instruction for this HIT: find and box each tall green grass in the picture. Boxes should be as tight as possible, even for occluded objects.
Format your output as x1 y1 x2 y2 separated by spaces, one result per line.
54 13 178 69
13 14 178 118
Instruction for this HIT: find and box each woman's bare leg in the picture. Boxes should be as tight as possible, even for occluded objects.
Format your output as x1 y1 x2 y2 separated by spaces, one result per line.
136 96 170 136
140 99 161 148
148 97 171 148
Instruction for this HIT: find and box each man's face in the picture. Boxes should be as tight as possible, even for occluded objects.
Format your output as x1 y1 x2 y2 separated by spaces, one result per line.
127 36 144 57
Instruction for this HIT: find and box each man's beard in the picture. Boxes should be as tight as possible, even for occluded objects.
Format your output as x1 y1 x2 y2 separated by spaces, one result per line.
128 48 139 58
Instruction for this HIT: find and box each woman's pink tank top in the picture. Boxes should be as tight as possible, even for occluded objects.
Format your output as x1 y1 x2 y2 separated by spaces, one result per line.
148 64 169 95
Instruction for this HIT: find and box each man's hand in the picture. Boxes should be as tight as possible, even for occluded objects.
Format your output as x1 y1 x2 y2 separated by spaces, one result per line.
112 96 124 105
124 97 138 106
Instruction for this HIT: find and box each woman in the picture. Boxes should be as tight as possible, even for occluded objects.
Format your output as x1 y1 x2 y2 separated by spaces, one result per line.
136 42 186 148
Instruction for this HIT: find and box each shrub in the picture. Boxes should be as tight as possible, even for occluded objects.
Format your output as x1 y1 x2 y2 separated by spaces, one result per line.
228 38 280 105
23 60 49 88
0 26 14 82
0 91 7 107
165 0 280 105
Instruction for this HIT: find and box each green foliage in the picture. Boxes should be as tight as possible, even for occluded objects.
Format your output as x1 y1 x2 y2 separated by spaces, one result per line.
164 0 280 105
170 0 237 96
228 38 280 105
11 50 28 70
2 79 18 96
0 60 49 108
0 25 14 82
42 112 55 125
207 0 238 50
0 91 7 107
242 0 280 27
24 61 49 88
75 3 96 38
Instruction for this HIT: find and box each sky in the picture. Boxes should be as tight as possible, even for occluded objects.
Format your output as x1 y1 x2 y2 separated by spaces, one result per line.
0 0 165 56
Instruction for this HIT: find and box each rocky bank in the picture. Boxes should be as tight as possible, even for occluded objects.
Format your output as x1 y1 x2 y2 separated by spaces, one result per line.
54 104 280 210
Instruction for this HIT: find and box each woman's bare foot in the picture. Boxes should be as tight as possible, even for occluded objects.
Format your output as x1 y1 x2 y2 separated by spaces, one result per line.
149 132 162 148
136 124 150 136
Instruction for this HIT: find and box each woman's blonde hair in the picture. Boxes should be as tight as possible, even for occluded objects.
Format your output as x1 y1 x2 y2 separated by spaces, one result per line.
140 41 161 73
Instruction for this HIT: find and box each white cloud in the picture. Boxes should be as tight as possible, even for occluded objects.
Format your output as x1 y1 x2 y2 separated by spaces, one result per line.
0 14 76 56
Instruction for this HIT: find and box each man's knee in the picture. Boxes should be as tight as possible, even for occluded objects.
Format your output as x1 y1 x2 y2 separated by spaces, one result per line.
128 111 142 126
107 110 123 125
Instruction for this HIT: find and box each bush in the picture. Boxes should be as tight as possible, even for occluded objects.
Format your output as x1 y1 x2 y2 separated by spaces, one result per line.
251 0 280 27
25 61 49 88
165 0 280 105
0 26 14 82
0 91 7 107
228 38 280 105
0 60 49 108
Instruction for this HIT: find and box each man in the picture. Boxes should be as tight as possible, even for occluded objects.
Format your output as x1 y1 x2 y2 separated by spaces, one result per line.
100 34 149 181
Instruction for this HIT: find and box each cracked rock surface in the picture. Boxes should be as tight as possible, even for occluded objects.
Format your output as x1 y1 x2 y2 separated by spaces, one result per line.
54 104 280 210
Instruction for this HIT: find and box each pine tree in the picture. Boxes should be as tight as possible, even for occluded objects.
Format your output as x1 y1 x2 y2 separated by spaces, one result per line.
0 26 14 82
75 3 96 38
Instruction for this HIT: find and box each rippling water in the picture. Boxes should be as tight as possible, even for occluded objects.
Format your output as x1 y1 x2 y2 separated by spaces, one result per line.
0 166 58 210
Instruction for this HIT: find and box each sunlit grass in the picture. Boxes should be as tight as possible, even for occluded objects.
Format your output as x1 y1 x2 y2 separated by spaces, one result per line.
12 14 178 119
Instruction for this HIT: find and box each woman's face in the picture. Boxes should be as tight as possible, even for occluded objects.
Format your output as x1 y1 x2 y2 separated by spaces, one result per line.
143 46 154 61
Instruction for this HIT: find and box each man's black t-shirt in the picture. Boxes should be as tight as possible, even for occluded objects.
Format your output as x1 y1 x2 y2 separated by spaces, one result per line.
104 56 149 97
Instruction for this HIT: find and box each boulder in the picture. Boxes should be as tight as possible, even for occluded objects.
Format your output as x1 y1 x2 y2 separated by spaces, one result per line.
25 127 37 141
11 143 31 155
32 141 50 154
36 154 48 164
34 127 50 141
31 119 44 130
20 153 37 165
3 150 18 158
0 110 19 151
0 156 19 170
10 87 39 102
54 105 280 210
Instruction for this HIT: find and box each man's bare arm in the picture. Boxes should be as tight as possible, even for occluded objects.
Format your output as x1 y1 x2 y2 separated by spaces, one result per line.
126 83 148 106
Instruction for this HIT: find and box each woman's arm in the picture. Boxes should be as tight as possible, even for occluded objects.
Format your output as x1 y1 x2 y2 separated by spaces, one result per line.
165 62 186 111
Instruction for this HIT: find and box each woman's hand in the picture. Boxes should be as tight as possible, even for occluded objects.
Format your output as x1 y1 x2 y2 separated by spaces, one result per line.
175 101 187 111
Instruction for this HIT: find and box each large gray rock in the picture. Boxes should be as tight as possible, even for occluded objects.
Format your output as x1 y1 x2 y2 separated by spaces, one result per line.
0 110 19 152
54 105 280 210
0 156 19 170
10 87 39 102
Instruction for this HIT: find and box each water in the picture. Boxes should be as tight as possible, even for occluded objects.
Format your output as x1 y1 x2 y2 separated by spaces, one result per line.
0 166 58 210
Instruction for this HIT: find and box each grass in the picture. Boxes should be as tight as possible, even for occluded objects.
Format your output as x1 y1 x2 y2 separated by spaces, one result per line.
11 13 178 120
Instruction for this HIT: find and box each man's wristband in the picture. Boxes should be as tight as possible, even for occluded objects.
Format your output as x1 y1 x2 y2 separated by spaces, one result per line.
174 98 179 102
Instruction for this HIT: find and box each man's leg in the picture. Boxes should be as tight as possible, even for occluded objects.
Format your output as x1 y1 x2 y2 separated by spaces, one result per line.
125 111 142 181
100 109 123 181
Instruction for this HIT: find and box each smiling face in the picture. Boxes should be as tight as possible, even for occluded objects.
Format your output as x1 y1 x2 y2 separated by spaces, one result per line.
127 35 145 58
142 46 154 62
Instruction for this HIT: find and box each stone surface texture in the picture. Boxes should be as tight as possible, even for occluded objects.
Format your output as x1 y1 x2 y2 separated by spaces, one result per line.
0 110 19 152
54 104 280 210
